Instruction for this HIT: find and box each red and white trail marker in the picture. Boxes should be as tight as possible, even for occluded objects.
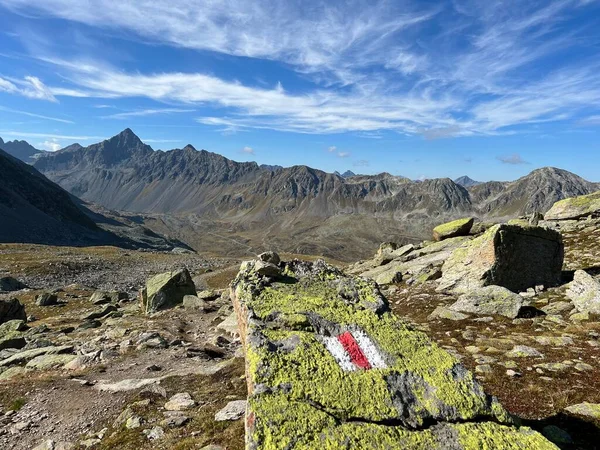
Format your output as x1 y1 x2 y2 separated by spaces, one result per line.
322 329 387 371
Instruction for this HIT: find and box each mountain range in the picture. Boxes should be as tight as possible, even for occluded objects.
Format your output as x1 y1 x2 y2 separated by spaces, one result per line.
2 128 598 260
0 146 188 251
0 137 46 163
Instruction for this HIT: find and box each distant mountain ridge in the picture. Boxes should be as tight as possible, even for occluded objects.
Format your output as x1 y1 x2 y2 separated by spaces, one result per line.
25 129 600 259
0 137 46 163
454 176 481 188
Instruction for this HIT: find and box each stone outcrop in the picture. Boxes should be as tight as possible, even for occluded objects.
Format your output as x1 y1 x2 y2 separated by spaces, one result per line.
231 257 556 449
545 191 600 220
0 298 27 325
438 224 563 294
432 218 474 241
139 268 196 314
449 286 524 319
566 270 600 314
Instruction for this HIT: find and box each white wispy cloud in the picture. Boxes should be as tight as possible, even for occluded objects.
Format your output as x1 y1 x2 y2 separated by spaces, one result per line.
0 75 56 101
241 146 255 155
0 0 598 137
102 108 195 119
0 105 73 123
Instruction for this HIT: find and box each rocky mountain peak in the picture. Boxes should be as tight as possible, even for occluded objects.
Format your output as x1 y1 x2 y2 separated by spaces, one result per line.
454 175 481 188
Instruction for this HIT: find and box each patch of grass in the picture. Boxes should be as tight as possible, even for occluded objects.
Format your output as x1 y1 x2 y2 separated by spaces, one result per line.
9 397 26 411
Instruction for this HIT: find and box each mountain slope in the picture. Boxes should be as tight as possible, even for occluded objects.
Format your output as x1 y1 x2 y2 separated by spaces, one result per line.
0 146 185 250
0 137 45 163
454 176 481 187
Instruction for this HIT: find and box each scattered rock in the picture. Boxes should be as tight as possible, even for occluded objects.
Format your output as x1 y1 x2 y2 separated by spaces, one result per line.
506 369 521 377
449 286 524 319
164 392 196 411
566 270 600 314
258 251 280 265
36 292 58 307
214 400 246 421
505 345 544 358
433 217 474 241
25 354 77 370
160 411 189 428
89 290 128 305
182 295 208 311
428 306 469 321
140 268 197 314
143 426 165 440
216 312 239 338
83 304 118 320
438 224 564 294
0 345 73 367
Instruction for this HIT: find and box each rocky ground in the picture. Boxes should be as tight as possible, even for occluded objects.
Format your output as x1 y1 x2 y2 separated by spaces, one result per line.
0 245 246 450
1 211 600 448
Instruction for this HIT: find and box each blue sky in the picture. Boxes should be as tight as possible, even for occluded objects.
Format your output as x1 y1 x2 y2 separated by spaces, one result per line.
0 0 600 181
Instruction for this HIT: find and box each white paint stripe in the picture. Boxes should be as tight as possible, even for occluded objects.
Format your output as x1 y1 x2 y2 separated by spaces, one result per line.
321 336 356 372
353 330 387 369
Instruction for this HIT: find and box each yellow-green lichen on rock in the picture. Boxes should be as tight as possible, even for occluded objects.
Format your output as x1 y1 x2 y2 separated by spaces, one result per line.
432 217 474 241
231 258 557 449
545 191 600 220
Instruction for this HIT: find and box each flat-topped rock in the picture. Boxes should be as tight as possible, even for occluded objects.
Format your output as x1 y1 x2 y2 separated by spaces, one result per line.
545 191 600 220
433 217 474 241
438 224 563 294
231 258 556 449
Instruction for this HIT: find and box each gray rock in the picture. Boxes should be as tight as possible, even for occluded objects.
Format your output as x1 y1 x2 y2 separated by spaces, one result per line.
214 400 246 421
449 286 524 319
438 224 563 294
89 291 128 305
428 306 469 321
164 392 196 411
545 191 600 220
83 305 118 320
0 345 73 367
0 298 27 325
183 295 208 311
143 426 165 440
140 268 197 314
505 345 544 358
160 411 190 428
258 251 281 265
36 292 58 307
542 425 572 445
566 270 600 314
254 260 281 277
0 277 27 292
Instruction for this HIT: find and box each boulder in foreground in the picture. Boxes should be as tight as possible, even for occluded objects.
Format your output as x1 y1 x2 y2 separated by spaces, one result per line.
438 224 563 294
545 191 600 220
231 258 556 449
140 268 196 314
432 217 474 241
449 286 524 319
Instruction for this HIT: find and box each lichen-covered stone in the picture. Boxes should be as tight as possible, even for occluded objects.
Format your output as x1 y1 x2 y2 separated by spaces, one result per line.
566 270 600 314
433 218 474 241
36 292 58 306
231 258 556 449
449 286 524 319
545 191 600 220
438 224 563 294
139 268 196 314
565 402 600 420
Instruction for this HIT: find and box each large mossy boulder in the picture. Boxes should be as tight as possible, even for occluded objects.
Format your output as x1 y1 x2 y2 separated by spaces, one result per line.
230 258 556 449
140 268 196 314
432 218 475 241
438 224 563 294
0 298 26 325
566 270 600 314
545 191 600 220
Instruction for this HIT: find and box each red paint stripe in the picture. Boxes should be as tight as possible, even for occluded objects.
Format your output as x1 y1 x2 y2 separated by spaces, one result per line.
337 331 371 370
